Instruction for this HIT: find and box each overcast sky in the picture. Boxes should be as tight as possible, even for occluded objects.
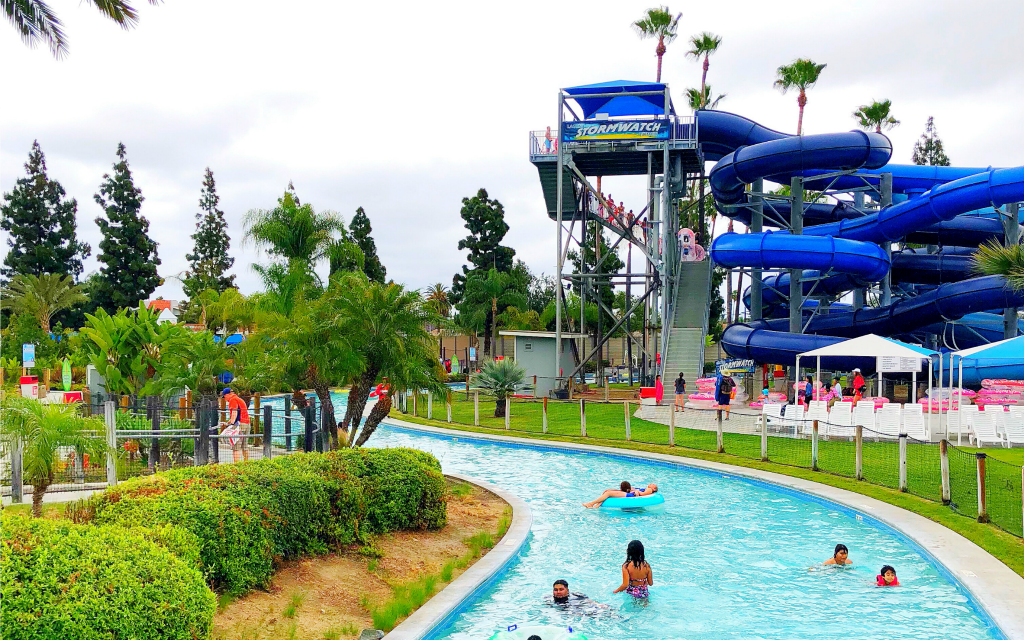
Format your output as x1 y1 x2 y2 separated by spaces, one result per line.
2 0 1023 300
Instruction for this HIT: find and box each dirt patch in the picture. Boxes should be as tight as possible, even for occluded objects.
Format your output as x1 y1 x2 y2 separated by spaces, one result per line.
212 478 508 640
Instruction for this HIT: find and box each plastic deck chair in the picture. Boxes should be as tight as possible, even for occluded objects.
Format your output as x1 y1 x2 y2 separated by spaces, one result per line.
970 412 1004 448
852 402 876 434
762 403 784 433
902 404 928 441
982 405 1007 436
876 404 902 439
960 405 980 441
1005 407 1024 447
826 403 854 438
783 404 805 436
806 400 829 429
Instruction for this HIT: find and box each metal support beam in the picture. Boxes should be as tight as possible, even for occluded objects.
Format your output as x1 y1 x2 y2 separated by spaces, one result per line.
555 92 565 379
750 178 764 321
852 191 866 310
789 176 804 337
566 282 657 382
1005 202 1021 339
880 173 893 307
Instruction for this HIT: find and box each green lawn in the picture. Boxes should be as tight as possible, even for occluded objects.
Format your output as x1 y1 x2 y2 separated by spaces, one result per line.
398 392 1024 576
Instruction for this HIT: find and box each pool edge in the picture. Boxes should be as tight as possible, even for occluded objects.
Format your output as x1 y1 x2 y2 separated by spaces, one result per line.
385 472 533 640
383 417 1024 640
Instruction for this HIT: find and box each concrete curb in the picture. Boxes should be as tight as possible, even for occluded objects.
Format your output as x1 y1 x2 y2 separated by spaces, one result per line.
383 417 1024 640
385 472 532 640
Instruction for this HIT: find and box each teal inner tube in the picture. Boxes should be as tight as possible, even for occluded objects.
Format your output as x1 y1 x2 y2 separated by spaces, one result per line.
600 493 665 510
486 624 587 640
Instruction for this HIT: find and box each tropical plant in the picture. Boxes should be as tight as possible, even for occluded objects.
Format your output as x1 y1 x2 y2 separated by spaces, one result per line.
425 283 451 318
227 332 284 402
497 306 543 331
155 331 229 399
459 269 528 359
632 6 682 82
471 359 527 418
972 240 1024 291
774 58 827 135
333 273 446 447
0 273 85 333
3 0 160 58
685 31 722 101
853 99 900 133
685 85 725 111
199 287 255 337
0 395 106 516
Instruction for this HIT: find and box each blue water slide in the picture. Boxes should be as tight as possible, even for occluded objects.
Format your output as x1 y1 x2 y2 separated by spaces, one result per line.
712 231 890 282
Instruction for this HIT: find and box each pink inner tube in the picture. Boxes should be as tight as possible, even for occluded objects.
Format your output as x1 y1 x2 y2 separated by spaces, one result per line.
688 393 716 401
982 379 1024 389
918 398 964 412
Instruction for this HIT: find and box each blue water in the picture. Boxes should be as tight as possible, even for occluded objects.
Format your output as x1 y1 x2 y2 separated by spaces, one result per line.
259 391 349 446
367 424 1002 640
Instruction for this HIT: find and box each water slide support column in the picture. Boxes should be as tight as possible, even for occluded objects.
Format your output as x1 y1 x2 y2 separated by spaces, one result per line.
658 86 671 377
880 174 893 307
750 178 764 321
1004 202 1020 340
789 177 804 382
555 92 564 381
852 192 866 310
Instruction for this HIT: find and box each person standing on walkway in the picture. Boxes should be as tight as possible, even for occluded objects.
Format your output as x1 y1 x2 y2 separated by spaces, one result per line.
674 373 686 412
654 374 664 405
222 387 251 463
717 374 733 420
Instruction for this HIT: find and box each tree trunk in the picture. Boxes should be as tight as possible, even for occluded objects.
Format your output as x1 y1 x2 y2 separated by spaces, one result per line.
344 367 380 446
701 56 709 100
31 482 48 517
354 394 392 447
655 37 666 82
312 379 338 449
797 91 806 135
494 394 506 418
491 297 498 362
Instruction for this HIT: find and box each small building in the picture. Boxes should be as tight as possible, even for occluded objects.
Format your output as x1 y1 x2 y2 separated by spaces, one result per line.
498 330 587 398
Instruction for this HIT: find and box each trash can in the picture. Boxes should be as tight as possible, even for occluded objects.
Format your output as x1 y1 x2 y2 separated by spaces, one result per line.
20 375 38 399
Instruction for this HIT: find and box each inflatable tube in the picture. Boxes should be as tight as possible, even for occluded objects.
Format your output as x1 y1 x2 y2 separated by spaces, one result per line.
600 493 665 511
982 379 1024 389
487 625 587 640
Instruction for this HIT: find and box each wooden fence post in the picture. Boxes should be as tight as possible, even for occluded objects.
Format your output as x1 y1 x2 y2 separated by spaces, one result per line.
105 401 118 485
898 434 908 492
413 392 418 417
253 393 261 434
976 453 988 523
580 398 586 437
939 440 951 504
668 402 676 446
120 395 129 412
427 393 433 420
10 437 23 503
855 425 863 480
624 401 631 441
716 409 724 453
178 396 187 419
447 398 452 423
148 396 160 473
83 387 92 415
186 390 193 419
473 392 480 426
263 405 273 459
542 397 548 433
605 383 610 402
761 414 768 461
504 398 510 430
42 369 50 399
811 421 819 471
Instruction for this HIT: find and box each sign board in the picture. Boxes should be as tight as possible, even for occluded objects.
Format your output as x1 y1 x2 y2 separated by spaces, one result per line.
469 347 477 361
22 343 35 368
877 355 921 373
716 358 755 375
561 119 671 143
62 358 72 392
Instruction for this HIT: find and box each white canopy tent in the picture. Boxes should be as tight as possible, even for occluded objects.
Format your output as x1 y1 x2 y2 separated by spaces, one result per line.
798 334 939 432
949 335 1024 444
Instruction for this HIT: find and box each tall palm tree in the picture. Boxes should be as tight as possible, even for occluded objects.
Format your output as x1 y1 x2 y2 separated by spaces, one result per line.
425 283 451 319
4 0 160 58
774 58 827 135
0 395 106 516
243 187 346 279
686 32 722 99
685 85 725 111
461 269 528 360
633 6 682 82
972 240 1024 291
853 99 900 133
1 273 86 333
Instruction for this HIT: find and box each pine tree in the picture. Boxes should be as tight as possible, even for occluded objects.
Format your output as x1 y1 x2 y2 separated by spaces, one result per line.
451 188 516 303
1 141 91 281
92 143 161 312
183 168 235 299
349 207 386 284
912 117 951 166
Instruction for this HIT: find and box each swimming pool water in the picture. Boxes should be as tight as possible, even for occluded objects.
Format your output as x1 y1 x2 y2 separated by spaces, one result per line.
368 424 1002 640
259 391 349 445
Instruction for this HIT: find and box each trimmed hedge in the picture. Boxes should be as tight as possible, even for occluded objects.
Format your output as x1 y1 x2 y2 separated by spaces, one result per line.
1 516 215 640
86 447 447 593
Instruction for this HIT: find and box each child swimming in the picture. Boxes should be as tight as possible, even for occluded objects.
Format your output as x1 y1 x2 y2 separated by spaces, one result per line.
823 543 852 565
583 482 658 508
876 565 899 586
613 540 653 598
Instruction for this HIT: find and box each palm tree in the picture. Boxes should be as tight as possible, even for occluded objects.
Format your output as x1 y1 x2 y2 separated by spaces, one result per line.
686 32 722 100
972 240 1024 291
156 331 229 400
633 6 682 82
1 273 86 333
853 99 900 133
471 359 528 418
0 395 106 516
4 0 160 59
461 269 528 360
425 283 452 319
774 58 827 135
685 85 725 111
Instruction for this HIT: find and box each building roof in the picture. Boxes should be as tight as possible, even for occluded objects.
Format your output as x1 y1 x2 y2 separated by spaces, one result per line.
499 330 588 339
563 80 675 119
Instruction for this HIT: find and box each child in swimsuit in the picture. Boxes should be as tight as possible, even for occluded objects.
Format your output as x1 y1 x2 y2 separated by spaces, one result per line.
583 482 658 508
876 565 899 586
613 540 653 598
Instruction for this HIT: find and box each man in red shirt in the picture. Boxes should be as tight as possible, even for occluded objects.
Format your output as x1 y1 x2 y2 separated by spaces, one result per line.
222 387 251 462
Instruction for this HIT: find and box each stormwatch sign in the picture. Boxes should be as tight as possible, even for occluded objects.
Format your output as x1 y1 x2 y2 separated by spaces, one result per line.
561 119 670 142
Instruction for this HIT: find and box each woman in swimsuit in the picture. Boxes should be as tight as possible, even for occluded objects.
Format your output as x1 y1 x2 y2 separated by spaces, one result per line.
583 482 659 508
614 540 653 598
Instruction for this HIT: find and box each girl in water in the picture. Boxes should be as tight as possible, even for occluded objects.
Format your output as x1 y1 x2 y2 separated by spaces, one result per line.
876 565 899 586
613 540 654 598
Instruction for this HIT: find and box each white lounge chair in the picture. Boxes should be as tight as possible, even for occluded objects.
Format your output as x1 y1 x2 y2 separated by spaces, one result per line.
1006 407 1024 447
970 412 1004 448
876 404 902 439
783 404 806 436
983 406 1007 437
806 400 829 424
826 403 854 438
902 404 928 441
762 403 785 433
852 402 876 434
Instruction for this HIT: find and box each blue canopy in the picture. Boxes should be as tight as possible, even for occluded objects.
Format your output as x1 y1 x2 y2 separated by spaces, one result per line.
213 333 245 345
564 80 674 119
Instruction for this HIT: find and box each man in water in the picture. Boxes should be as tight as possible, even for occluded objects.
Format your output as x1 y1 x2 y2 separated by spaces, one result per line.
547 580 610 613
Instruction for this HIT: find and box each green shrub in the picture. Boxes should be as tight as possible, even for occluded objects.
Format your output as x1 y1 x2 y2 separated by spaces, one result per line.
1 516 215 640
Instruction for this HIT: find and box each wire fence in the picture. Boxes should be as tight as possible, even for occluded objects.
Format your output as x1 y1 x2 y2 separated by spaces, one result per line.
397 391 1024 538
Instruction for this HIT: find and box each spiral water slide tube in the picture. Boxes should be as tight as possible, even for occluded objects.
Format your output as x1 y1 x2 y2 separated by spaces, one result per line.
698 110 1024 368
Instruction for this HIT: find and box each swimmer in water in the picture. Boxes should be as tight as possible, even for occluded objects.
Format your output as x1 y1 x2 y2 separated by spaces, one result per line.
876 565 899 586
583 481 658 508
823 543 852 566
547 579 611 614
614 540 653 598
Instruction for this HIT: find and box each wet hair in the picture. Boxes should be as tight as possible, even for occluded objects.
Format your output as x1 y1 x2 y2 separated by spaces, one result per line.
834 544 849 557
624 539 646 569
880 565 896 577
620 481 632 492
553 579 568 588
528 636 543 640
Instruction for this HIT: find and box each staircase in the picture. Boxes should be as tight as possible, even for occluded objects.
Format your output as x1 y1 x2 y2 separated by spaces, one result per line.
533 159 580 220
662 261 713 384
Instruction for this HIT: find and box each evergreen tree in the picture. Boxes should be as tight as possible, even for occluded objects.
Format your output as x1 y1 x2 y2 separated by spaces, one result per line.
183 168 235 299
92 143 161 312
451 188 515 303
912 117 951 166
1 141 91 281
349 207 386 283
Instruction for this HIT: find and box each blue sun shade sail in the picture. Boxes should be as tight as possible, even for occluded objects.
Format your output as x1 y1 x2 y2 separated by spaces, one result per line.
564 80 674 118
213 333 245 345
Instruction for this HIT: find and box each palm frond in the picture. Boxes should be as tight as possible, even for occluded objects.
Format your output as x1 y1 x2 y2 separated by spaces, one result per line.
973 240 1024 291
3 0 67 57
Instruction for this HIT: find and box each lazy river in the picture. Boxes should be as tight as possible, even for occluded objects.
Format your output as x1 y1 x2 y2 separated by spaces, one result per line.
368 423 1004 640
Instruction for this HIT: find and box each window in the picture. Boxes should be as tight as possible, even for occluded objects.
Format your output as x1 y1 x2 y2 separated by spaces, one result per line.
524 342 533 352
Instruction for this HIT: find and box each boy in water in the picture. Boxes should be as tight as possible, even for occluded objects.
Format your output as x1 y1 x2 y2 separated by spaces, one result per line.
823 543 852 565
